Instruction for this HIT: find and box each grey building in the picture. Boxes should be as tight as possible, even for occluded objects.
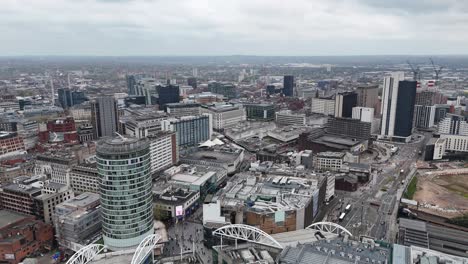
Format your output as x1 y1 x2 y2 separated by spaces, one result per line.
97 136 153 251
326 117 371 140
356 85 379 109
54 192 101 251
165 102 201 117
208 82 237 99
161 114 212 147
244 103 275 121
414 105 435 129
91 96 118 139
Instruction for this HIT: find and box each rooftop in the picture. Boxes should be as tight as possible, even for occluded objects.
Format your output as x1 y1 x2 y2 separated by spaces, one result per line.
0 210 32 230
97 136 149 155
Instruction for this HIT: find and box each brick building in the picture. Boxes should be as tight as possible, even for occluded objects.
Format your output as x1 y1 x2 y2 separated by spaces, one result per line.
0 210 54 264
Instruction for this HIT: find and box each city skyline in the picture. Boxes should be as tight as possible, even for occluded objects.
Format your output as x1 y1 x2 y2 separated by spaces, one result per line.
2 0 468 56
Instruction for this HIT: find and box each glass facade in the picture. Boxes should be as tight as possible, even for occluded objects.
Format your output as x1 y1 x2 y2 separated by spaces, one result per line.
97 137 153 250
173 116 211 147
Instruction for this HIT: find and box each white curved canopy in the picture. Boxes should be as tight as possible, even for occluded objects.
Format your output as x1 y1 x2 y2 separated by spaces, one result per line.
66 244 106 264
306 222 353 237
131 234 161 264
213 224 283 249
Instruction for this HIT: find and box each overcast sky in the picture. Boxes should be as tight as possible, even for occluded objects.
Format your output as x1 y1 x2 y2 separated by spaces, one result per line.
2 0 468 56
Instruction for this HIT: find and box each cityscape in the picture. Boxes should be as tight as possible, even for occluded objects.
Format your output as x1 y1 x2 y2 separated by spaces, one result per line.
1 1 468 264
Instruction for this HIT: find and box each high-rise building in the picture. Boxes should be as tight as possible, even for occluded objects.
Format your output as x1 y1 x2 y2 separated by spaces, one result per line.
283 75 294 97
415 90 435 106
161 114 212 147
352 107 374 123
434 104 450 124
91 96 118 139
58 89 88 109
380 72 417 142
156 84 180 110
126 75 137 95
148 131 178 174
335 92 357 118
356 85 379 109
97 136 153 251
135 78 157 105
187 77 197 89
414 105 436 129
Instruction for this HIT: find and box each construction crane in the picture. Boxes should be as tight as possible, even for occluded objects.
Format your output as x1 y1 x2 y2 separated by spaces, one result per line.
429 58 444 83
407 60 420 81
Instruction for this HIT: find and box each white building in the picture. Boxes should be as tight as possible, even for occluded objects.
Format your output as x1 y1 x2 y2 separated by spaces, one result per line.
313 152 345 172
311 97 335 116
70 164 99 194
148 131 178 174
275 110 306 126
414 105 435 129
438 114 468 135
433 138 446 160
439 134 468 152
352 107 374 122
200 104 246 130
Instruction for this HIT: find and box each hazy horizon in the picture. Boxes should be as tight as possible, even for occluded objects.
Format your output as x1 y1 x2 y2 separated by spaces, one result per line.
2 0 468 56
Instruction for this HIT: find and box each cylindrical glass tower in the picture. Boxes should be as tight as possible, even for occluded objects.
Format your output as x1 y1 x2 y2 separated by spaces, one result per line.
97 136 153 251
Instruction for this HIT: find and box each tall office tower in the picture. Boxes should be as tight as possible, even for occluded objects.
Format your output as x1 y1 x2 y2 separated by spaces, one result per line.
58 89 88 109
380 72 417 142
434 104 450 124
91 96 118 139
126 75 137 95
414 105 436 129
187 77 197 88
97 136 153 251
161 114 212 147
283 75 294 97
135 78 157 105
157 85 180 110
335 92 357 118
192 68 198 78
356 85 379 109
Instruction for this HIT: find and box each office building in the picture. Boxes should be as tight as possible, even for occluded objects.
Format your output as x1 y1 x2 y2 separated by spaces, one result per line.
126 74 137 95
58 89 88 109
311 97 335 116
165 102 201 117
161 114 212 147
187 77 197 88
148 131 178 174
134 77 157 105
283 75 294 96
352 107 374 122
335 91 357 118
439 134 468 153
414 105 436 129
97 136 153 251
200 104 246 131
243 103 275 121
424 138 446 161
70 164 100 194
0 210 54 264
124 95 146 106
438 114 468 135
0 132 25 158
313 152 345 171
356 85 379 109
275 110 306 126
121 112 168 139
156 84 180 110
53 192 101 251
380 72 417 142
434 104 450 124
35 153 78 186
208 82 237 99
326 117 371 140
91 96 118 139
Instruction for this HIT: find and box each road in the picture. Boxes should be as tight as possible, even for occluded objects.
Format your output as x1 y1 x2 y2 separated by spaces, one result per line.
329 133 429 242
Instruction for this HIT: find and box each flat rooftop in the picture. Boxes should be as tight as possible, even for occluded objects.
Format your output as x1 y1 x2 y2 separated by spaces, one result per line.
0 210 31 229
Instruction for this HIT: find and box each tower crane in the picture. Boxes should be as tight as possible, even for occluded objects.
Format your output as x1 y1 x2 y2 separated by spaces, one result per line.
429 58 443 84
406 60 420 81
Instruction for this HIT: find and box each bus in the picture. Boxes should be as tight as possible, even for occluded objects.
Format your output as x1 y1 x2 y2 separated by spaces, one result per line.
345 204 351 212
339 212 346 221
